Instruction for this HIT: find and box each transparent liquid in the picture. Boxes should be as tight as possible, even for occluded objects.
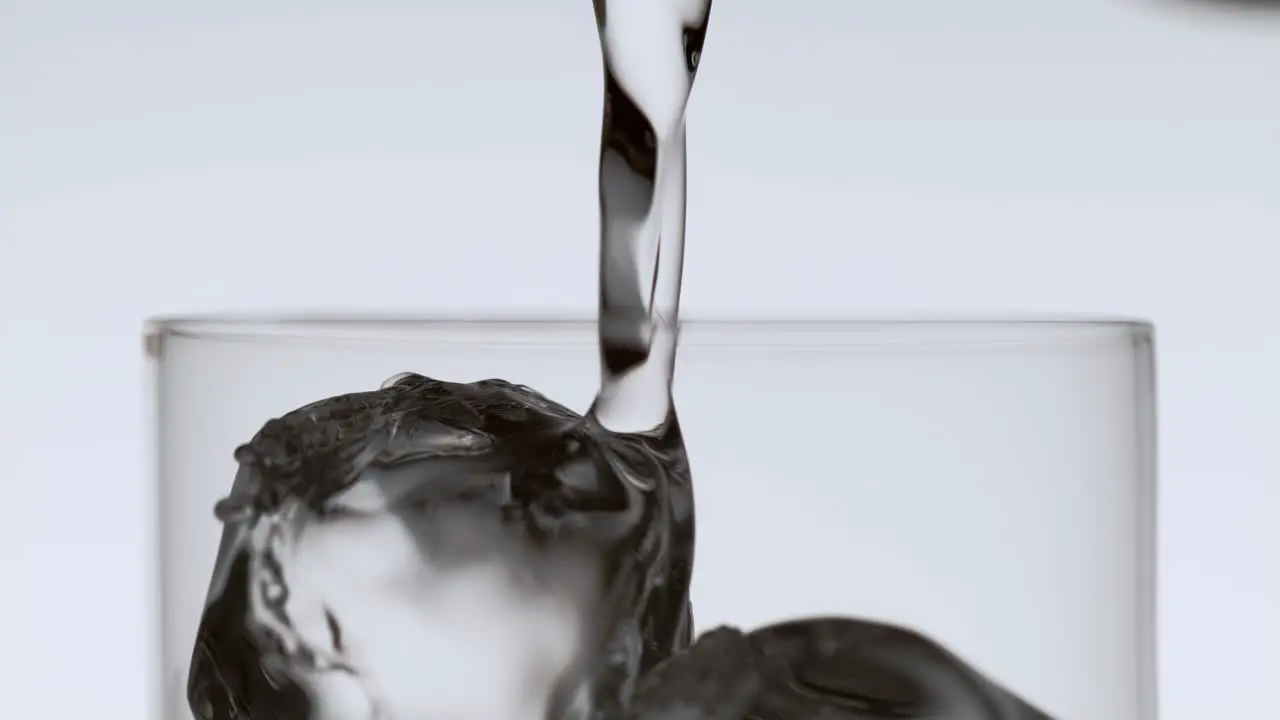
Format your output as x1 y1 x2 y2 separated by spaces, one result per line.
589 0 708 435
183 1 1057 717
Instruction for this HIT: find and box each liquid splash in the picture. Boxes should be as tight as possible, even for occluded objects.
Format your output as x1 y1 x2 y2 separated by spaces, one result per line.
188 372 694 719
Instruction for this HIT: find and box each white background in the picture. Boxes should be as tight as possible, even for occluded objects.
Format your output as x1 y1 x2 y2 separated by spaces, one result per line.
1 0 1277 717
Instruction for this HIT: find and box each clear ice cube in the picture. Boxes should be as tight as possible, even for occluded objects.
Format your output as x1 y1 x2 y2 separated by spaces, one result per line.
188 373 695 720
617 619 1056 719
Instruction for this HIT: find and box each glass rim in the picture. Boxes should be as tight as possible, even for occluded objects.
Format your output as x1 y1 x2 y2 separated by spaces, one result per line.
145 311 1153 350
147 311 1151 333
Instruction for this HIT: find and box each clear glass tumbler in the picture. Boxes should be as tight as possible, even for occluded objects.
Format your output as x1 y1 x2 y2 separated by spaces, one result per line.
148 316 1157 720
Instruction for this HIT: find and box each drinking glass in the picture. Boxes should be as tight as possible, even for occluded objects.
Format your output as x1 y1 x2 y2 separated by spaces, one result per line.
148 315 1158 719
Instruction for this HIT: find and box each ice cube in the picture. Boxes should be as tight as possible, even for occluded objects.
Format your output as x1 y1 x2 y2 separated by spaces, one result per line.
188 373 695 720
623 617 1055 719
616 626 762 720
